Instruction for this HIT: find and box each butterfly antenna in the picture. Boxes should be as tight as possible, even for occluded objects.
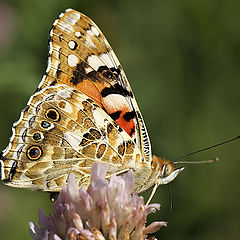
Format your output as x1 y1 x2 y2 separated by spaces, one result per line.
173 158 219 164
174 135 240 162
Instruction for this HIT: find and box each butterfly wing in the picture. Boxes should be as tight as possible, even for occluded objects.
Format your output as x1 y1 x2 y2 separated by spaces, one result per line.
39 9 151 163
0 85 151 191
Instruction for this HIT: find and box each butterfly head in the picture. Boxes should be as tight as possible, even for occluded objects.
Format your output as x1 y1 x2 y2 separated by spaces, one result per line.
152 156 184 186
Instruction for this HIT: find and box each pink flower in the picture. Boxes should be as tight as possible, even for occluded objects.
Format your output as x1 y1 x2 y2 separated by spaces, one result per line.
29 163 167 240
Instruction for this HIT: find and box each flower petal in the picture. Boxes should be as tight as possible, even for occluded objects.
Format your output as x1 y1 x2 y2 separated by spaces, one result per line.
143 221 168 234
67 173 79 202
29 163 163 240
90 163 108 184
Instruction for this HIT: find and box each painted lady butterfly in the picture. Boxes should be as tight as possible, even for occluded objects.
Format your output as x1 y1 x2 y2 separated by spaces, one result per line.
0 9 183 198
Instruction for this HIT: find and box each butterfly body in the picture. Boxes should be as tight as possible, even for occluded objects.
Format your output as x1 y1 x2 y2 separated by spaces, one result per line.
0 9 183 194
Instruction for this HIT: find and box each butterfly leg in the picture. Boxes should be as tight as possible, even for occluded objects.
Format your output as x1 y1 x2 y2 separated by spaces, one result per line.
146 183 158 205
105 168 130 179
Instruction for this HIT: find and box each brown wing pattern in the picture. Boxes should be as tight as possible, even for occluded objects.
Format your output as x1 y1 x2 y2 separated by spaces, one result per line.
1 85 148 191
38 9 151 162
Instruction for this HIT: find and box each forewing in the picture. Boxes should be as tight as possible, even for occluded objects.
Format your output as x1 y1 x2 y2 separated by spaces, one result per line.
39 9 151 163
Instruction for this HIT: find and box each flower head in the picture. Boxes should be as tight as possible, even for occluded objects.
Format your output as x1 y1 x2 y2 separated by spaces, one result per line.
29 163 167 240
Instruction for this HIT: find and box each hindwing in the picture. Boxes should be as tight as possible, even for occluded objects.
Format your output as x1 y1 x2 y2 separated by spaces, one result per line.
1 85 146 191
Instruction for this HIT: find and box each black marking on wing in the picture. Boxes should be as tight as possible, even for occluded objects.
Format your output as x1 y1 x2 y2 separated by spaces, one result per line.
86 98 94 103
3 161 18 183
109 111 121 121
58 34 64 42
48 35 53 44
130 127 135 137
23 105 30 113
98 66 114 79
118 126 123 132
70 41 78 50
34 87 41 93
0 152 6 161
97 66 121 80
110 67 121 78
136 111 150 159
101 83 133 98
29 116 36 128
123 111 135 122
83 132 95 140
86 70 100 82
70 62 86 85
50 80 57 86
22 129 28 142
56 64 62 78
17 145 24 159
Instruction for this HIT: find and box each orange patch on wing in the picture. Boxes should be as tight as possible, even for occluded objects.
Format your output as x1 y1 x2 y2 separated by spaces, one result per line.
59 80 136 137
115 110 135 137
102 94 135 137
77 80 103 107
56 79 105 108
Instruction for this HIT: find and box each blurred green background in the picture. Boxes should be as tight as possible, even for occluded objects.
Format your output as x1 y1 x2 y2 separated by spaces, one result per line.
0 0 240 239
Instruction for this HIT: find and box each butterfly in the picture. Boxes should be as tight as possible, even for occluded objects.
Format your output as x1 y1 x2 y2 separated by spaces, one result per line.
0 9 183 199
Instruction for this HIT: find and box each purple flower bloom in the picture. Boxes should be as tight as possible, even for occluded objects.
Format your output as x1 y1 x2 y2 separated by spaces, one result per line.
29 163 167 240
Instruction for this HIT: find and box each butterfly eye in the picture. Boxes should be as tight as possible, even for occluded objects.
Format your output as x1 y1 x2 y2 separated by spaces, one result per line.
160 163 173 177
27 146 42 160
165 164 173 176
45 108 60 122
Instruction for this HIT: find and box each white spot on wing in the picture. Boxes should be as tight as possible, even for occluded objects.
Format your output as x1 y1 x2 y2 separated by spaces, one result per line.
64 102 73 113
59 101 73 113
85 36 96 48
58 12 65 19
50 53 60 76
64 131 82 152
85 67 92 74
68 40 76 50
53 18 60 27
45 40 53 74
91 26 100 36
2 144 11 156
0 159 5 180
67 54 79 67
52 45 61 59
103 94 129 112
65 8 73 13
99 53 115 68
58 21 73 34
86 30 95 37
58 88 72 99
87 55 104 70
75 31 82 38
65 12 81 25
93 108 106 125
39 75 46 87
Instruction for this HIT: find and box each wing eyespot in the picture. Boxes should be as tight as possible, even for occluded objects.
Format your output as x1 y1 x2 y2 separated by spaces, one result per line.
41 121 51 129
33 132 44 142
27 146 43 161
45 108 61 122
